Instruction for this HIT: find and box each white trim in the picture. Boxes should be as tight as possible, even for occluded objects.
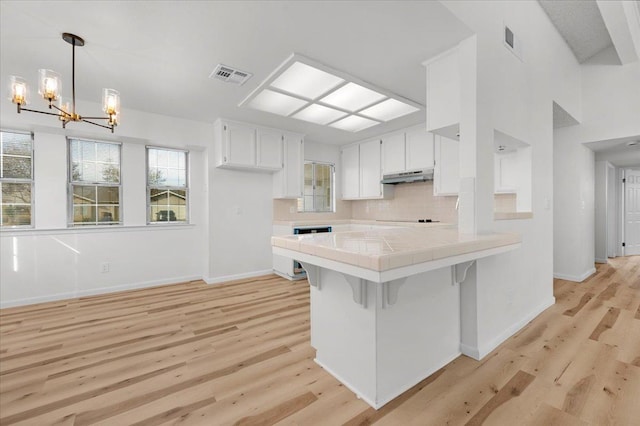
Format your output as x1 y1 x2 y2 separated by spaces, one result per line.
460 297 556 360
0 275 201 309
315 351 460 410
595 258 609 264
0 223 196 237
553 267 596 282
204 269 274 285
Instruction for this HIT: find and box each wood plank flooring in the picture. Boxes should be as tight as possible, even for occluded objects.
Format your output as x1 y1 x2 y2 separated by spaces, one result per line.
0 256 638 425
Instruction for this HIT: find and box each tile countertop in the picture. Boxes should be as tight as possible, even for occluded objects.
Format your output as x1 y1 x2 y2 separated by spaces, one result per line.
273 219 454 228
271 227 521 272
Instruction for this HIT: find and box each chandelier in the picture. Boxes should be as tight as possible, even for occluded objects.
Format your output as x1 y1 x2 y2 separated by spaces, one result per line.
9 33 120 133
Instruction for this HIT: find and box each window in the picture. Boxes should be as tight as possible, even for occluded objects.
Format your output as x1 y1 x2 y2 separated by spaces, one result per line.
1 131 33 227
147 147 188 223
68 138 121 226
298 162 334 212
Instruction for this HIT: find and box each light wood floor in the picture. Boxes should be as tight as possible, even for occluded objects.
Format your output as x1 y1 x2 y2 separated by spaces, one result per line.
1 257 638 426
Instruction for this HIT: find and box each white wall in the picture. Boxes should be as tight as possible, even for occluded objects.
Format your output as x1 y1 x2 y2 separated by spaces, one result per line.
444 0 582 357
594 161 609 263
552 47 640 279
1 100 212 307
553 130 596 281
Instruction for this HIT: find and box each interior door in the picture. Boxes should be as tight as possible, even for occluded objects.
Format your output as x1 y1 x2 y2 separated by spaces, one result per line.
624 169 640 256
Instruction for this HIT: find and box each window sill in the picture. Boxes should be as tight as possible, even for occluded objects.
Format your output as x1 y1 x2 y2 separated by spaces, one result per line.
0 223 196 237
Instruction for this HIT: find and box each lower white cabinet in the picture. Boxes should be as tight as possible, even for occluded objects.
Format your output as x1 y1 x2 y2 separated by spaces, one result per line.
273 134 304 199
434 135 459 195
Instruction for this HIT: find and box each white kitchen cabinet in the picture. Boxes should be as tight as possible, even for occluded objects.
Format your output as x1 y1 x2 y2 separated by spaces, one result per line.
360 139 383 198
257 128 283 170
273 134 304 199
405 127 434 171
424 46 460 139
214 118 285 172
434 135 459 196
494 152 518 193
382 133 406 175
341 144 360 199
220 120 256 168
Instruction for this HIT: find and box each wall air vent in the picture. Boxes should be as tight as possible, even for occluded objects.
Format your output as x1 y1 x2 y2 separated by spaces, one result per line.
503 24 523 61
209 64 253 85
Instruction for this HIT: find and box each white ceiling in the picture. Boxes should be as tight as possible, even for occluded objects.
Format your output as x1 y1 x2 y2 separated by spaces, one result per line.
586 136 640 167
0 1 472 145
538 0 617 63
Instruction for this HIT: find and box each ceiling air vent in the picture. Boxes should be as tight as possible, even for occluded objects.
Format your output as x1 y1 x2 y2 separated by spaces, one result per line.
209 64 252 85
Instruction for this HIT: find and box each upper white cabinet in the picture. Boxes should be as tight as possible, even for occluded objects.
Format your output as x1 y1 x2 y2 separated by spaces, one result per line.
341 144 360 199
424 47 460 139
257 128 283 170
494 152 518 194
273 133 304 199
405 127 434 171
382 126 434 175
341 140 392 200
434 135 459 196
360 139 383 198
382 133 405 175
214 118 283 172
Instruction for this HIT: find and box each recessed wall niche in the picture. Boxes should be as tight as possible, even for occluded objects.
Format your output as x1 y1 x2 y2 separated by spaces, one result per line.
493 129 532 219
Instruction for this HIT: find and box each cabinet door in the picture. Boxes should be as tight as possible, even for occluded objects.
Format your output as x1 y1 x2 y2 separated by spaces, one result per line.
224 122 256 166
341 144 360 199
434 135 459 195
360 139 382 198
284 136 303 198
405 128 434 171
382 133 405 175
256 128 283 170
426 48 460 132
495 152 518 193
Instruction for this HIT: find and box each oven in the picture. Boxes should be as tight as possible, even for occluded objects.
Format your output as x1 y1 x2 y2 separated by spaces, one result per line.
292 226 332 277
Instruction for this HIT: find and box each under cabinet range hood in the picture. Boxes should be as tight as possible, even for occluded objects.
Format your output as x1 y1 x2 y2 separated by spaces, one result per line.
380 169 434 184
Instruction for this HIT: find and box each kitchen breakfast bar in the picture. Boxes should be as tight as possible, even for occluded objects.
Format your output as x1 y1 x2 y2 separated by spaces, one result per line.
272 226 521 409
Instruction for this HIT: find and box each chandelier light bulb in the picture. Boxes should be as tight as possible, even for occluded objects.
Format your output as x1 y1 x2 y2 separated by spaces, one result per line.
38 69 61 102
9 76 28 105
102 88 120 116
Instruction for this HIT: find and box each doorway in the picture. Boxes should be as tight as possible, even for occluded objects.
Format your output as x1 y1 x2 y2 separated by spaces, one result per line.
623 168 640 256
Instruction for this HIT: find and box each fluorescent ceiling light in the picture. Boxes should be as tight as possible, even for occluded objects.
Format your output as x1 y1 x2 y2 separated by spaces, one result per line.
319 82 387 112
270 62 344 100
329 115 379 132
359 98 420 121
248 89 308 116
292 104 348 125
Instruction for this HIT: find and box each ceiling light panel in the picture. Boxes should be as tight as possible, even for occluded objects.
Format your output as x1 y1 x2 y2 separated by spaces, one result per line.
248 89 308 116
291 104 348 125
270 62 345 100
329 115 379 132
320 82 387 112
360 98 420 121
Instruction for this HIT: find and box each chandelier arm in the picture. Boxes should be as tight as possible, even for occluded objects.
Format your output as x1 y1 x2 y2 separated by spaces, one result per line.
81 118 114 131
18 107 65 118
80 116 112 120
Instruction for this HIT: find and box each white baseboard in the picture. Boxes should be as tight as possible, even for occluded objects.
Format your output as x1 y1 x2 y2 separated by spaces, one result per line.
595 258 608 264
553 267 596 282
461 297 556 360
0 275 202 309
204 269 274 285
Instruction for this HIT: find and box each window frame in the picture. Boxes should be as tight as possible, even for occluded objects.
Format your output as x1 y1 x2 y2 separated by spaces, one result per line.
67 137 123 227
298 161 335 213
146 145 190 225
0 130 35 229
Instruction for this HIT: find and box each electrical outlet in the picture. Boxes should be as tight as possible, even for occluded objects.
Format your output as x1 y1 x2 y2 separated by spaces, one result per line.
101 262 110 273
